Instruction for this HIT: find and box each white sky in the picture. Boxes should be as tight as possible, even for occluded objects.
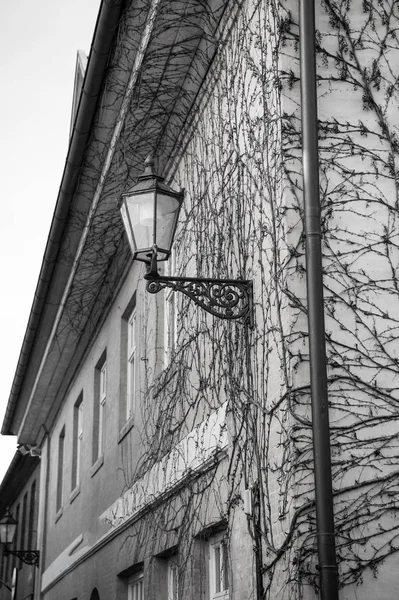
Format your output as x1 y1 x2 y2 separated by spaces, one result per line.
0 0 101 482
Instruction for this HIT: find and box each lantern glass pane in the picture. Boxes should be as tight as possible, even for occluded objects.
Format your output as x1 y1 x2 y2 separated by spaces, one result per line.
120 201 136 255
0 518 17 544
155 193 181 257
0 523 6 543
124 191 156 252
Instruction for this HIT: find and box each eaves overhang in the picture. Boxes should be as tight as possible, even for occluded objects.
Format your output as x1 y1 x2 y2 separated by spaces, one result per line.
2 0 231 444
1 0 126 438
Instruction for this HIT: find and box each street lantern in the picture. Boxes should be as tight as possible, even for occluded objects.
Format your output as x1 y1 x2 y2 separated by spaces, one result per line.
119 155 184 266
118 157 254 327
0 509 39 567
0 510 17 545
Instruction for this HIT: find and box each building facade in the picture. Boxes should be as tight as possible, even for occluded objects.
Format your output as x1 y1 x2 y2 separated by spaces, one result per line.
1 1 399 599
0 452 40 600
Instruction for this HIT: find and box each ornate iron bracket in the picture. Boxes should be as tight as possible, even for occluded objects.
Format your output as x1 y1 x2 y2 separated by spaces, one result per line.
4 548 40 567
144 274 254 327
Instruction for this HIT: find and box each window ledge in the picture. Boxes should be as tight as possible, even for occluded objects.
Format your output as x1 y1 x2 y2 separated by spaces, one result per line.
69 484 81 504
55 507 63 523
118 415 135 443
213 592 229 600
91 454 104 478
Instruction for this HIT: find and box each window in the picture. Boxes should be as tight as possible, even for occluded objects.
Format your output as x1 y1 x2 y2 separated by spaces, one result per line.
93 352 106 463
28 480 36 548
128 572 143 600
126 307 137 421
164 289 175 367
56 427 65 513
120 296 138 433
209 534 229 600
13 504 20 570
1 541 6 581
99 362 106 450
167 557 179 600
20 493 28 555
72 395 83 491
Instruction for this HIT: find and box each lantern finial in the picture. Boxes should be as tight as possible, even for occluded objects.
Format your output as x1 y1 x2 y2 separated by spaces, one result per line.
143 154 155 177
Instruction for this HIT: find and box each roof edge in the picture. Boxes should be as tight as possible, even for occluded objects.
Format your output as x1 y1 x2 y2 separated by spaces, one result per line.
1 0 126 436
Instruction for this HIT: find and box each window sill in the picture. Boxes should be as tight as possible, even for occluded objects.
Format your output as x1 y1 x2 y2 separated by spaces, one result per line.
91 454 104 478
118 415 135 443
212 592 229 600
68 533 84 556
55 507 63 523
69 484 81 504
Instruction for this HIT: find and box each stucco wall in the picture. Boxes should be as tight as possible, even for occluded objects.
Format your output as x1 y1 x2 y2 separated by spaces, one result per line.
37 0 399 599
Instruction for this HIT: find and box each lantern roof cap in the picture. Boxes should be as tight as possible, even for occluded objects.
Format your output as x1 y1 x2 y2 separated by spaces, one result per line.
122 155 184 198
0 508 17 526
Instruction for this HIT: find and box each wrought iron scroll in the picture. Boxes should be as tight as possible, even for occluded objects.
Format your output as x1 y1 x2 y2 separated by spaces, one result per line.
145 275 254 327
5 549 40 567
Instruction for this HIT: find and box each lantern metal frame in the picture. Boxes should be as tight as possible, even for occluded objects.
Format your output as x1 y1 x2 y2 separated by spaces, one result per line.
0 509 40 567
119 158 254 327
119 156 184 265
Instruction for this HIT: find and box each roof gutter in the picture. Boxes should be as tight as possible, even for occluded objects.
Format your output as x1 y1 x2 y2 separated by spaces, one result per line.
2 0 125 436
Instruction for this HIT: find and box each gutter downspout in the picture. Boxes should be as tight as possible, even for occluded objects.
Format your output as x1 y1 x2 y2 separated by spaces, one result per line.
1 0 125 436
299 0 339 598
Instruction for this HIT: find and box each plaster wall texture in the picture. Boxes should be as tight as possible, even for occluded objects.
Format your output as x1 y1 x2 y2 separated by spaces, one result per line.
168 0 399 597
278 0 399 597
40 250 250 598
44 261 145 564
22 1 399 599
169 1 300 596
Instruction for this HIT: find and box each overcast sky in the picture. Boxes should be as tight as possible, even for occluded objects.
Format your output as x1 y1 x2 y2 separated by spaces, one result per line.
0 0 101 482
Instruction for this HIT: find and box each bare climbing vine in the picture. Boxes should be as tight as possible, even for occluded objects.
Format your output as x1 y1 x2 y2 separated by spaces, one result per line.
56 0 399 598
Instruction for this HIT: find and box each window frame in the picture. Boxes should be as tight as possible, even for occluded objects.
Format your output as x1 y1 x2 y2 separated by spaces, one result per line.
13 504 20 570
120 294 138 435
127 571 144 600
20 492 28 558
167 556 179 600
99 361 107 453
209 533 229 600
93 351 107 465
28 480 36 549
72 394 83 492
163 253 176 368
126 307 137 421
56 427 65 515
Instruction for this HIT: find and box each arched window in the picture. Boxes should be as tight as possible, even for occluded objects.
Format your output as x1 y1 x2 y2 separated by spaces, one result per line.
90 588 100 600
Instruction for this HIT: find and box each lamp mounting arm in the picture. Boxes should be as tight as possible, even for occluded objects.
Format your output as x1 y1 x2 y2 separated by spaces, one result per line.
4 547 40 567
144 271 254 327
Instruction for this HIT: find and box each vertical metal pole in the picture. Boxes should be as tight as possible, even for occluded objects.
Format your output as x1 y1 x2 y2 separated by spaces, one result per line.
299 0 339 598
